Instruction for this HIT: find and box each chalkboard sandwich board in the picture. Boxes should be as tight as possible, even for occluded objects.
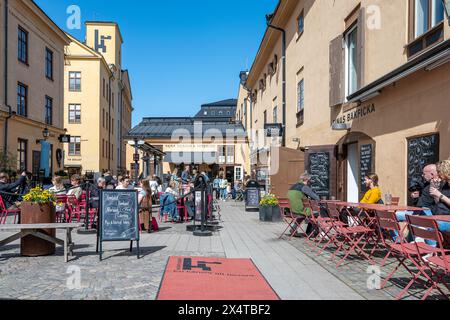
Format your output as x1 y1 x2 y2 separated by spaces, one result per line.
245 188 261 211
97 189 140 261
308 152 331 199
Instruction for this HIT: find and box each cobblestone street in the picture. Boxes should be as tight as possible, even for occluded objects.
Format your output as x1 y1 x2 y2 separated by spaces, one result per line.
0 202 446 300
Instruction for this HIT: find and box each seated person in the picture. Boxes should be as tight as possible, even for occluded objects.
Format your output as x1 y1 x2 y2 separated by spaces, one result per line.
360 173 382 204
160 192 179 222
428 160 450 246
49 176 67 195
287 173 320 236
67 174 83 200
0 172 27 209
165 181 179 198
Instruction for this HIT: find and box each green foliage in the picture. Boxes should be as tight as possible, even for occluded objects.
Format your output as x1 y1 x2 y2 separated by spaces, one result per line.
260 193 279 207
0 151 17 174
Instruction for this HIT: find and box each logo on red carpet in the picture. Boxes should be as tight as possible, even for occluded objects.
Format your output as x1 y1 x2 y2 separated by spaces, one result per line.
180 258 222 272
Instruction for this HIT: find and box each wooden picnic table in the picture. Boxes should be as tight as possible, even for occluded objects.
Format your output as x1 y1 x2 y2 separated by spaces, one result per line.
0 223 83 263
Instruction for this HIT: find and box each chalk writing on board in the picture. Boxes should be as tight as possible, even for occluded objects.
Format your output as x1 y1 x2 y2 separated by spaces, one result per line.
407 134 439 189
100 190 139 241
308 152 330 198
360 145 373 194
246 189 260 208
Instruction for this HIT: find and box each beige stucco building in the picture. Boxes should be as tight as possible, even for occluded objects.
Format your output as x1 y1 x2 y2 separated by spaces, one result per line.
127 100 248 183
237 0 450 204
64 22 133 175
0 0 70 177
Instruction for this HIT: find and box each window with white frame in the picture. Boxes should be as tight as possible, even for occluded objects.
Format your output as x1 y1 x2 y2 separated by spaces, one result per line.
345 25 358 98
69 104 81 123
69 137 81 156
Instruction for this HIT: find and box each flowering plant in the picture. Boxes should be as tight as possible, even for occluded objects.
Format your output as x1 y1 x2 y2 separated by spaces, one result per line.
260 193 279 206
23 187 56 204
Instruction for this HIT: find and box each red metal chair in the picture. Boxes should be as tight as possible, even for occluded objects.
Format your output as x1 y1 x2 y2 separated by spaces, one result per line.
321 202 376 267
374 210 433 298
55 195 68 223
177 198 188 223
404 215 450 300
0 195 20 224
66 194 81 222
279 197 308 241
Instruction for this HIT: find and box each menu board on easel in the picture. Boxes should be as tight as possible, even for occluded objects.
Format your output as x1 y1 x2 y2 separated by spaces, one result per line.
308 152 330 199
360 144 373 195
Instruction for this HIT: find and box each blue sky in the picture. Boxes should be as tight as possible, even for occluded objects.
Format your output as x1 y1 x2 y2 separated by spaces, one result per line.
35 0 278 126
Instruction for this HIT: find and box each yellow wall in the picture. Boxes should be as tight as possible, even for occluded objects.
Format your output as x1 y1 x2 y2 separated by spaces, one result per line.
0 0 69 174
239 0 450 203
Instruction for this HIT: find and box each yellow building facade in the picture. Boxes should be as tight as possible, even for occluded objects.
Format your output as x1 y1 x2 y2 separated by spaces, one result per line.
0 0 70 177
64 22 133 175
238 0 450 203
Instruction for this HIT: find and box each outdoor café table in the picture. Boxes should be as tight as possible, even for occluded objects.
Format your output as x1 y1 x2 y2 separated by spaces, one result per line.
0 223 83 262
420 215 450 223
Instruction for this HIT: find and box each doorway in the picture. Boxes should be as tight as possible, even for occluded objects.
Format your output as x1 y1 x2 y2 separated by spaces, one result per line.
347 143 359 203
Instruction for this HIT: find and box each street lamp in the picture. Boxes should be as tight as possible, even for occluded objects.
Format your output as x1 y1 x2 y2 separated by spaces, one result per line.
443 0 450 25
128 139 145 184
42 127 50 140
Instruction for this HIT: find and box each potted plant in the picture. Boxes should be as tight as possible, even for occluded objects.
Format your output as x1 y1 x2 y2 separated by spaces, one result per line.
259 194 282 222
20 187 57 257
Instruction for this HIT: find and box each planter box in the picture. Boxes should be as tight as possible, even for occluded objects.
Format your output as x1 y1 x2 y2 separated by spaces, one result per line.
20 202 56 257
259 205 282 222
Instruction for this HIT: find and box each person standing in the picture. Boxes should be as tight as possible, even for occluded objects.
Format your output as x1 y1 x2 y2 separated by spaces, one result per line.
219 175 228 201
138 179 154 233
213 175 220 200
181 166 191 195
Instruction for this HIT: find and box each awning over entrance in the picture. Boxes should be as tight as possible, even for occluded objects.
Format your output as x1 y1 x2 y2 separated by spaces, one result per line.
164 152 218 164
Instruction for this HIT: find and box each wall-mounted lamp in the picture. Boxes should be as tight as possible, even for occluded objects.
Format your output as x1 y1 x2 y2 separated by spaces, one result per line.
332 123 352 131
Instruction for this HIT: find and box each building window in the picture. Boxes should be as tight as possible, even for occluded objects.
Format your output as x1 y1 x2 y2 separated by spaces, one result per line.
273 106 278 124
17 83 28 117
69 104 81 124
103 79 105 97
102 109 105 128
69 137 81 156
69 72 81 91
45 96 53 125
111 118 114 135
297 10 304 36
297 79 304 125
408 0 445 57
111 144 114 160
345 25 358 97
45 48 53 80
18 27 28 64
226 146 235 164
218 146 226 164
17 139 27 171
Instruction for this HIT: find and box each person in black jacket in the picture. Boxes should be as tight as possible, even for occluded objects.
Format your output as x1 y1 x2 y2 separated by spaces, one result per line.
0 172 27 209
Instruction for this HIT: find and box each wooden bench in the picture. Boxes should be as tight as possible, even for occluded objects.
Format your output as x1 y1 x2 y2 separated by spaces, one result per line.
0 223 83 263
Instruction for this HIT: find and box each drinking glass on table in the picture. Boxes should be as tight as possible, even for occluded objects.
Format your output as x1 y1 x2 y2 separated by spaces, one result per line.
385 193 392 205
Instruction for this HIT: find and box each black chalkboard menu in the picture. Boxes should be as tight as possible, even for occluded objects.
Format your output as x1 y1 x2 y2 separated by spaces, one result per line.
360 144 373 194
245 188 260 210
97 189 140 260
407 134 439 191
308 152 330 199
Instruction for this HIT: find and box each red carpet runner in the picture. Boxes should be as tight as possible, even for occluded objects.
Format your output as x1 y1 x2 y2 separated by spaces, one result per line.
157 256 280 300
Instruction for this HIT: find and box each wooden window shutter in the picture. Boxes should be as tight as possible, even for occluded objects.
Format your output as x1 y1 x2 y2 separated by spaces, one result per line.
356 8 365 90
329 35 344 107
